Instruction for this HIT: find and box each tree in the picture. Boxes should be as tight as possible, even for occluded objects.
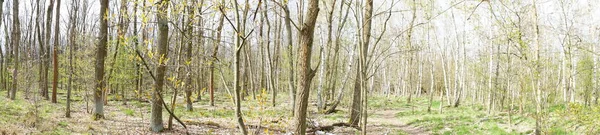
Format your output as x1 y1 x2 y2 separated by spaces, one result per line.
292 0 320 134
532 0 542 134
0 0 4 98
51 0 62 103
42 0 56 100
279 0 297 115
150 0 170 132
350 0 374 128
210 1 225 107
360 0 373 133
185 0 201 111
66 0 80 118
222 0 249 133
317 0 337 112
93 0 109 120
9 0 20 100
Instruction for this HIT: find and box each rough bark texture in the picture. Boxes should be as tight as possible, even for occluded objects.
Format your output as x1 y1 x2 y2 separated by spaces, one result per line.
51 0 62 103
293 0 320 134
93 0 109 120
151 0 169 132
9 0 20 100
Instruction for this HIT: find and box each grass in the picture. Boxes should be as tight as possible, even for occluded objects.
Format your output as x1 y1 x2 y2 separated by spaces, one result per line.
388 96 533 135
2 89 598 134
123 108 135 116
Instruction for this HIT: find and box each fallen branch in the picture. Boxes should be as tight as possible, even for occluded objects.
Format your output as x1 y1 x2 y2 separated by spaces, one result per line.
306 122 359 133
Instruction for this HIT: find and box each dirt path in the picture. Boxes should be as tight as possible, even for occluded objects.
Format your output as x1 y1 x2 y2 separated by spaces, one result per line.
369 110 430 135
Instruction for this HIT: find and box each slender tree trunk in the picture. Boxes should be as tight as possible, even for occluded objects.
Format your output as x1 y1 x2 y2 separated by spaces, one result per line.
168 19 185 129
66 0 79 118
185 0 200 111
428 56 435 113
150 0 169 132
93 0 108 120
9 0 20 100
51 0 62 103
0 0 4 97
317 0 337 112
210 8 224 107
42 0 56 100
34 0 43 100
360 0 373 133
281 0 297 115
133 0 140 100
532 1 542 134
227 0 248 133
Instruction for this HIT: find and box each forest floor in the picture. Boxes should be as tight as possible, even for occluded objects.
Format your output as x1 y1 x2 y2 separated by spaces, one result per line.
0 90 587 135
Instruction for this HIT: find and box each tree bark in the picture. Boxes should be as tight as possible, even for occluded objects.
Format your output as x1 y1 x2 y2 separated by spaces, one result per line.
9 0 20 100
185 0 201 111
43 0 55 100
292 0 320 134
93 0 108 120
0 0 4 98
151 0 169 132
360 0 373 133
51 0 62 103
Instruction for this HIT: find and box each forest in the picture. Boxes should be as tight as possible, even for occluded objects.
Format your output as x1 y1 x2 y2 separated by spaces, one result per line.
1 0 600 134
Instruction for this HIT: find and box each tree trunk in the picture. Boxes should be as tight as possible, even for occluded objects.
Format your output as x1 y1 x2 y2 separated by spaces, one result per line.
43 0 55 100
228 0 248 133
0 0 4 97
51 0 62 103
151 0 169 132
532 1 542 134
133 0 140 100
349 70 362 126
66 0 79 118
210 9 224 107
360 0 373 133
428 57 435 113
9 0 20 100
168 19 185 129
281 0 296 116
293 0 320 134
93 0 108 120
185 0 201 111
